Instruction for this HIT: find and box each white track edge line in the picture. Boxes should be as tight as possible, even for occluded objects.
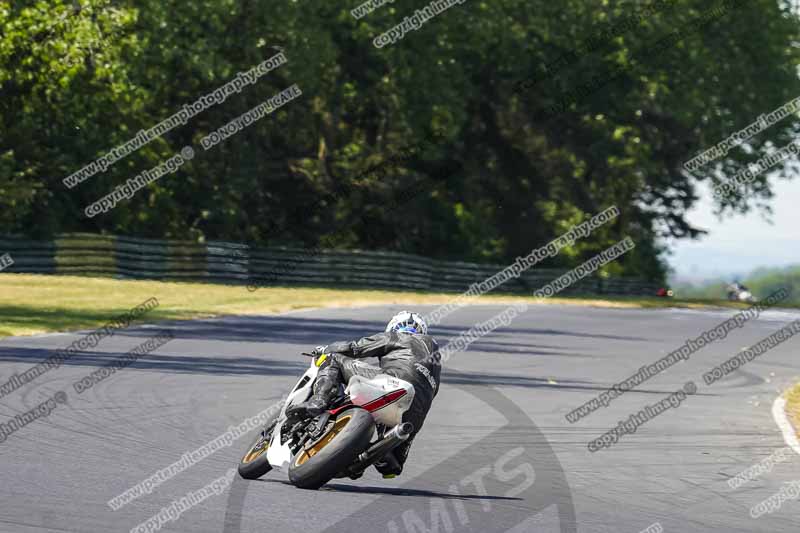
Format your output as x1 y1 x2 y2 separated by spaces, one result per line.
771 394 800 456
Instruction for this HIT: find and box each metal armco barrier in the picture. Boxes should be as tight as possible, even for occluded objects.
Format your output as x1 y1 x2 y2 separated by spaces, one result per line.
0 233 659 295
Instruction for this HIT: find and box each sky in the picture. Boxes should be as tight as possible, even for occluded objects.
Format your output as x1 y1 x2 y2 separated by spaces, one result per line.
667 176 800 283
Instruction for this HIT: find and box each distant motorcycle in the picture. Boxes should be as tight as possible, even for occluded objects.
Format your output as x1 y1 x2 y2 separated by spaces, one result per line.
727 283 756 303
237 352 414 489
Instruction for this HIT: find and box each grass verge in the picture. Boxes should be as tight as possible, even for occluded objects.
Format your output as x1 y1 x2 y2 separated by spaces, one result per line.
784 383 800 435
0 273 788 338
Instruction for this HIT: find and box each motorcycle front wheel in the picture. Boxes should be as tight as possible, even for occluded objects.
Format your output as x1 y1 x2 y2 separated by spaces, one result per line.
238 411 281 480
288 408 375 490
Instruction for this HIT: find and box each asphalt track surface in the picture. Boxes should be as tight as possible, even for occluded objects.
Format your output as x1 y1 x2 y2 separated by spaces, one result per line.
2 303 800 532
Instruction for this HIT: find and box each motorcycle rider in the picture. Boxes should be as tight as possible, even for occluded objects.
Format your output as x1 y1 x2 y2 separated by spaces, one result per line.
727 280 753 301
286 311 441 478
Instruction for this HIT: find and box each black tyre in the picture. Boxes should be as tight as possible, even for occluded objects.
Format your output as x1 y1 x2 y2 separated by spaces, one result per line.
238 411 280 480
288 408 375 490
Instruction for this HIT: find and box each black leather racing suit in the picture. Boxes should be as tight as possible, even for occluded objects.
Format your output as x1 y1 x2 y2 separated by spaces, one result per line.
318 330 442 471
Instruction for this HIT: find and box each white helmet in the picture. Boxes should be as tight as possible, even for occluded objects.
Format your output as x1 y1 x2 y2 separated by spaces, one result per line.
385 311 428 335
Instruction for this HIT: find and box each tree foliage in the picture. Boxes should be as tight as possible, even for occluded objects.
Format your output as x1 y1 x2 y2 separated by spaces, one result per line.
2 0 799 282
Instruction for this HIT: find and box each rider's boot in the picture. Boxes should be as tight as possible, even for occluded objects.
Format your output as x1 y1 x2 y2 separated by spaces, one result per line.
286 372 339 421
375 434 415 478
374 449 403 478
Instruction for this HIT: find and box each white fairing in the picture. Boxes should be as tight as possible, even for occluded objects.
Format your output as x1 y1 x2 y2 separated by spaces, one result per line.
264 359 415 472
266 362 319 470
347 374 415 427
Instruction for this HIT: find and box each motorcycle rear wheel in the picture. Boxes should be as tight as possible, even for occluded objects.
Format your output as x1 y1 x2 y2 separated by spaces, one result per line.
288 408 375 490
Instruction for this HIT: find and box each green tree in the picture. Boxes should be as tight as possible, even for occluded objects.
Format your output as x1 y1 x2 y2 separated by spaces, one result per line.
1 0 798 284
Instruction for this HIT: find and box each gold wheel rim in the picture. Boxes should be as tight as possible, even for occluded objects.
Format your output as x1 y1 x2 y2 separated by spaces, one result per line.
293 415 352 467
242 435 270 464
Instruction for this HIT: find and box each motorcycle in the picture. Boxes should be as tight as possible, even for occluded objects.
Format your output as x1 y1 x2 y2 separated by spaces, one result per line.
238 352 415 489
727 283 756 304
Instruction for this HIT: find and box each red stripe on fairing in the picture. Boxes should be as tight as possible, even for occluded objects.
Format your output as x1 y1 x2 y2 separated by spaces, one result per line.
327 389 407 415
362 389 407 412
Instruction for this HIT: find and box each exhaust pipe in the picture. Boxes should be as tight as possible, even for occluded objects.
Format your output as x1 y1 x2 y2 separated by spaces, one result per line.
349 422 413 473
383 422 413 442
